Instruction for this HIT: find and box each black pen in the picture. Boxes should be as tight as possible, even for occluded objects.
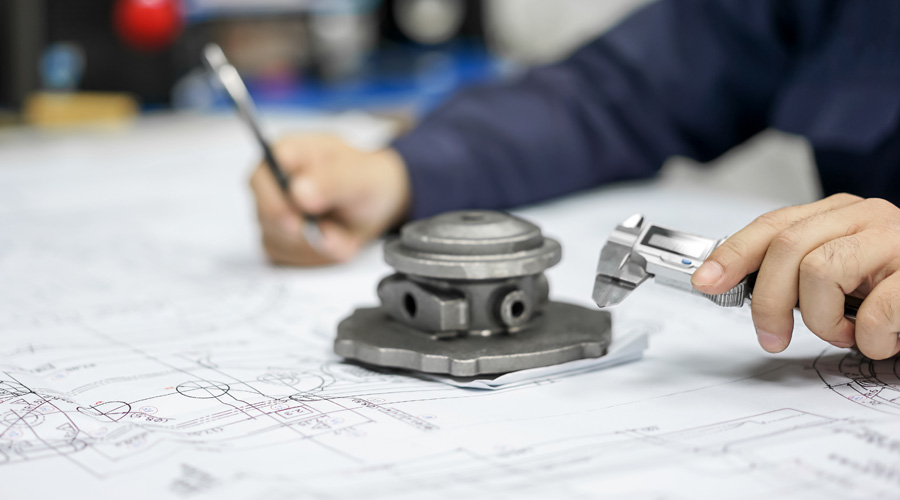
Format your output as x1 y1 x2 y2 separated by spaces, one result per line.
202 43 323 248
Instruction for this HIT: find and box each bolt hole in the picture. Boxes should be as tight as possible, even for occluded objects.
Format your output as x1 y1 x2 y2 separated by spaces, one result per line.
511 301 526 318
461 212 485 222
403 293 417 318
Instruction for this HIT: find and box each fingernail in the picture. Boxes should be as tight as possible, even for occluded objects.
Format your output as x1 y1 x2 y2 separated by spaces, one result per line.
829 341 853 349
692 261 724 287
756 329 786 352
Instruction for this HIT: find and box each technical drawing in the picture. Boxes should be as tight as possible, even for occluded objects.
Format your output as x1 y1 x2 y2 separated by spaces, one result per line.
3 146 900 500
814 349 900 415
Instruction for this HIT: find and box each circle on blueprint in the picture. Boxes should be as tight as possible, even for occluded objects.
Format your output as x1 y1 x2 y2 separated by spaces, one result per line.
76 401 132 422
175 381 230 399
814 350 900 415
3 411 45 427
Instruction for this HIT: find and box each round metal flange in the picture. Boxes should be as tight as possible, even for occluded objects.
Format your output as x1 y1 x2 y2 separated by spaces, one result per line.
335 210 611 376
384 210 562 280
335 302 612 377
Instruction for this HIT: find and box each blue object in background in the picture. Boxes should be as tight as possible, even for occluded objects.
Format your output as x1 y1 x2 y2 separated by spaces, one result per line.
206 41 503 115
182 0 382 23
40 43 86 91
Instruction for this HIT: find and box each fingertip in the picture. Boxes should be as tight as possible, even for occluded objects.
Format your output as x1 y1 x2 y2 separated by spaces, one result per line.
859 335 900 361
756 328 788 353
825 319 857 348
691 260 724 290
695 233 763 294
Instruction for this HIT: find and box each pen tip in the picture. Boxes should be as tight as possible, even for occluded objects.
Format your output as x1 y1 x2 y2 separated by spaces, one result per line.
202 43 228 69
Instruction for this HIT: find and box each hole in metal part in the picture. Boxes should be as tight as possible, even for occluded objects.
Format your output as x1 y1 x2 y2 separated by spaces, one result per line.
404 293 417 318
511 301 525 318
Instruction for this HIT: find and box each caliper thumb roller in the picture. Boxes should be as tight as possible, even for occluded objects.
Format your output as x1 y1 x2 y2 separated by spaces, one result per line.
592 214 862 317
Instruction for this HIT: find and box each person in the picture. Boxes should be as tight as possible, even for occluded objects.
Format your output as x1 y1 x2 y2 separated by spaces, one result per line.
249 0 900 360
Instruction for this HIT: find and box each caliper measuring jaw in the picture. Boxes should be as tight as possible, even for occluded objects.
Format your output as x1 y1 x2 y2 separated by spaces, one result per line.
593 214 750 309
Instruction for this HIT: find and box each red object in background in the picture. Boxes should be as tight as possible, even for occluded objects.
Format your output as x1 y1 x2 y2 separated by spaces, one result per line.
114 0 183 52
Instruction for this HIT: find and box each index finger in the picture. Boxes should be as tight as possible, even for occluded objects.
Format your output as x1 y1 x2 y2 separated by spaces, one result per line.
268 133 347 175
691 193 863 295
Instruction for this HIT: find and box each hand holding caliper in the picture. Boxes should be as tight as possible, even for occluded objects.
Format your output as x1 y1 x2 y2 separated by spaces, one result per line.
594 194 900 360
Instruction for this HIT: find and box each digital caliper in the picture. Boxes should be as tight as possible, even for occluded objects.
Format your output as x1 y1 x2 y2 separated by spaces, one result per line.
592 214 862 318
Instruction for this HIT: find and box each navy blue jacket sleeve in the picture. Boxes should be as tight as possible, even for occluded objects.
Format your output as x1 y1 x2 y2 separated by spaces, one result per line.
393 0 826 219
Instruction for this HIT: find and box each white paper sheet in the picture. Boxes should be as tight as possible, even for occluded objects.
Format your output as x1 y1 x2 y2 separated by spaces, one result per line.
2 113 900 500
424 324 651 389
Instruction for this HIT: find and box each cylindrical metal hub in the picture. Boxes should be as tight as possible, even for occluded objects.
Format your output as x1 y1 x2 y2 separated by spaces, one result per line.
378 210 561 336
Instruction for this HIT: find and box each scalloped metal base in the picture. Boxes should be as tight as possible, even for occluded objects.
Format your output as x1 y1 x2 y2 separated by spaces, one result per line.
334 301 612 377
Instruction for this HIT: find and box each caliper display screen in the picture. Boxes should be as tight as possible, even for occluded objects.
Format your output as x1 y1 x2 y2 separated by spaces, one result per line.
642 227 712 260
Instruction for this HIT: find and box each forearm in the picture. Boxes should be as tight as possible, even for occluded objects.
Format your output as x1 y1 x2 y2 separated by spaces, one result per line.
394 0 800 219
393 43 670 219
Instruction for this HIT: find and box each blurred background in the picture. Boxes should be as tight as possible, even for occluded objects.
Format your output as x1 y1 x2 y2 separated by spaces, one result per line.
0 0 650 124
0 0 821 204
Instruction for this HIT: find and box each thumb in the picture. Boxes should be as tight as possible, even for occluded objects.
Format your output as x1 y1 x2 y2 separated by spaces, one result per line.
691 212 790 295
692 236 759 295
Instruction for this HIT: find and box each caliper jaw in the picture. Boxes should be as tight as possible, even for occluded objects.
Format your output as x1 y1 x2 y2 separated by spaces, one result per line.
592 214 650 308
594 214 749 310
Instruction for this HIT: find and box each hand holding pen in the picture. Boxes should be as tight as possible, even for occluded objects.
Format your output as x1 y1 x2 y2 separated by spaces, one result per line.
202 43 412 265
202 43 324 249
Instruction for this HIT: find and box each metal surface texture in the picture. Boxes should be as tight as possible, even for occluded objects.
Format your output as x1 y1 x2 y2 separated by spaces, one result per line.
593 214 727 308
335 302 611 377
335 210 612 376
384 210 562 280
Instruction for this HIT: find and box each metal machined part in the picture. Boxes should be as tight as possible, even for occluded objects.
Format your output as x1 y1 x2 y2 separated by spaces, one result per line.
593 214 746 309
335 210 612 377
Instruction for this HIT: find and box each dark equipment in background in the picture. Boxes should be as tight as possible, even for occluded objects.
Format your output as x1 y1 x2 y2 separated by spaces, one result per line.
0 0 492 113
1 1 45 112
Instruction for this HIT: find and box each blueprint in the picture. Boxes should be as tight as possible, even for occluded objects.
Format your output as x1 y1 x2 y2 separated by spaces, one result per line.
2 113 900 500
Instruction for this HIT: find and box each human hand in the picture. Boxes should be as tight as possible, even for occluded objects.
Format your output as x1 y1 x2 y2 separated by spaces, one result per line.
249 134 410 266
691 193 900 360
